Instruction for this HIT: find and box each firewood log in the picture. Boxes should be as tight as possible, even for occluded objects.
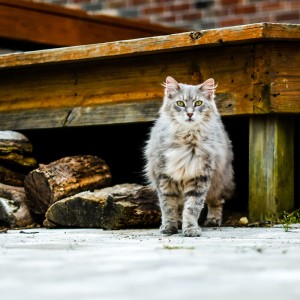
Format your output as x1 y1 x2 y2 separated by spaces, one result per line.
44 184 161 230
24 155 111 214
0 183 33 227
0 131 36 167
101 184 161 230
0 165 25 186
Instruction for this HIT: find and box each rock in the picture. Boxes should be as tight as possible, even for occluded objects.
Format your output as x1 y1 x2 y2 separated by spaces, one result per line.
0 183 34 228
239 217 249 226
44 183 161 230
24 155 111 214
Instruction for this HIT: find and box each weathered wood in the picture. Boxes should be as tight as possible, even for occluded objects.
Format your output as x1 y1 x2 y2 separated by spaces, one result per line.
0 165 25 187
24 155 111 214
0 183 33 227
44 190 106 228
0 24 298 132
0 44 254 131
0 101 161 130
101 184 160 230
44 184 160 229
0 0 180 47
0 130 36 167
249 116 294 220
0 23 299 69
253 42 300 114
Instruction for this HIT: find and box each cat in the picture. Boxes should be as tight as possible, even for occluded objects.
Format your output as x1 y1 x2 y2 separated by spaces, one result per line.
144 76 234 237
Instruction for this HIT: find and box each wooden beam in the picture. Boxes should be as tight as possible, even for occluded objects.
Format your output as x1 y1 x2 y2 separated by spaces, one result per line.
249 116 294 220
0 0 181 47
0 44 254 130
0 23 300 69
0 23 299 130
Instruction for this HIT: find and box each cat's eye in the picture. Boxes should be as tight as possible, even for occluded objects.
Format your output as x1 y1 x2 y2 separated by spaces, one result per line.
176 101 185 107
194 100 203 107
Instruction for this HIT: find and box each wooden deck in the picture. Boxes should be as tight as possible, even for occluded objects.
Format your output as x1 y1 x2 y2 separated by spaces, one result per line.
0 0 180 47
0 22 299 220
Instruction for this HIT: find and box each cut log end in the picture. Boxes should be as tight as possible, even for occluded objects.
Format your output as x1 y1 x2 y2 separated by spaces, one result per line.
24 171 52 215
24 155 111 215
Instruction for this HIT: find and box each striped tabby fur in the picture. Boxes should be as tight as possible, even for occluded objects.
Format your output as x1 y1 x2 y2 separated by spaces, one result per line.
144 76 234 237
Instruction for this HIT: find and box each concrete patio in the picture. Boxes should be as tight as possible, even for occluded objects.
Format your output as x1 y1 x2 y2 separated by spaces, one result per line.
1 226 300 300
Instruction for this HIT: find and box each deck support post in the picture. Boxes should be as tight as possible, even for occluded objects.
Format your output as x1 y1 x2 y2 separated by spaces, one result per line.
249 116 294 220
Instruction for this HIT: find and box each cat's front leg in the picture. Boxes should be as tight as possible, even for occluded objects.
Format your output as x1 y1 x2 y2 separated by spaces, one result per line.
157 176 180 235
182 176 210 237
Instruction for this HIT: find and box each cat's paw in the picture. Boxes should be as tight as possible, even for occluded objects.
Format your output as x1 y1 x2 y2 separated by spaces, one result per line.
182 226 202 237
204 217 221 227
160 224 178 235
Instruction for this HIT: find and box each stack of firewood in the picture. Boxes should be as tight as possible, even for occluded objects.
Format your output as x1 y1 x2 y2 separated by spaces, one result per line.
0 131 160 230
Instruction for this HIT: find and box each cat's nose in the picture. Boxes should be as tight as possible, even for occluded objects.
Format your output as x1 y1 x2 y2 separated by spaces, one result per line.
187 113 193 118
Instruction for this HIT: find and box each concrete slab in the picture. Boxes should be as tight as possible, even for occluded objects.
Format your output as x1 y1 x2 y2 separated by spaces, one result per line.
1 226 300 300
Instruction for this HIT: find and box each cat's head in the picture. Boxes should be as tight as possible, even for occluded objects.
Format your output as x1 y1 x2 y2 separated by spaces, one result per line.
161 76 218 126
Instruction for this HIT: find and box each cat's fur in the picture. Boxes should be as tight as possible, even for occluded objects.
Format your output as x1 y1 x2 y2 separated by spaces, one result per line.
144 76 234 237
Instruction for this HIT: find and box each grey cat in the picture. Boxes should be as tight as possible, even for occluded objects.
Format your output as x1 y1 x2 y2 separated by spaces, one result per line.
144 76 234 237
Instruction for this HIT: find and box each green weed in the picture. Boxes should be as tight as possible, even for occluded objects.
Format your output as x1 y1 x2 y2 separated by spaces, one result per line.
163 245 195 250
280 209 300 232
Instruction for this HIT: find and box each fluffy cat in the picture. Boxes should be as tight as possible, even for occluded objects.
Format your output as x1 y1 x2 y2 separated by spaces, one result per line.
144 76 234 237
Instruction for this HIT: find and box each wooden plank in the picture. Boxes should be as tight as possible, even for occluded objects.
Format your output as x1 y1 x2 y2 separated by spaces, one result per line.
0 45 254 129
0 108 71 130
249 116 294 221
0 101 161 130
0 0 180 47
268 42 300 113
0 23 299 70
253 42 300 114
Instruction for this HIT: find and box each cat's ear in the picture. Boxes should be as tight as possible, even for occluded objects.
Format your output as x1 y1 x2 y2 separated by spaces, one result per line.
164 76 180 97
199 78 216 100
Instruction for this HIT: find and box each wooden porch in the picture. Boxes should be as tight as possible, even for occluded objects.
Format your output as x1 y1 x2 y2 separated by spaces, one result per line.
0 22 299 220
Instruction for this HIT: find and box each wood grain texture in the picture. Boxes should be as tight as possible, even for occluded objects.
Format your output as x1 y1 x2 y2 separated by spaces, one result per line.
24 155 112 214
253 42 300 114
0 23 299 130
249 116 294 220
0 23 299 69
0 0 180 47
0 45 254 130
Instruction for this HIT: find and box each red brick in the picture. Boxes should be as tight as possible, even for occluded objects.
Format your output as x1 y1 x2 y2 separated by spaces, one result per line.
221 17 244 27
213 8 230 17
276 12 300 21
260 2 285 11
72 0 91 3
157 15 177 23
128 0 151 5
169 3 190 12
234 4 256 15
106 1 126 9
221 0 242 6
182 12 202 21
289 0 300 9
143 6 164 15
247 15 273 24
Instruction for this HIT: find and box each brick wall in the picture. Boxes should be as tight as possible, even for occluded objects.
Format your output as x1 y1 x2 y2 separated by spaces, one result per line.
24 0 300 30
